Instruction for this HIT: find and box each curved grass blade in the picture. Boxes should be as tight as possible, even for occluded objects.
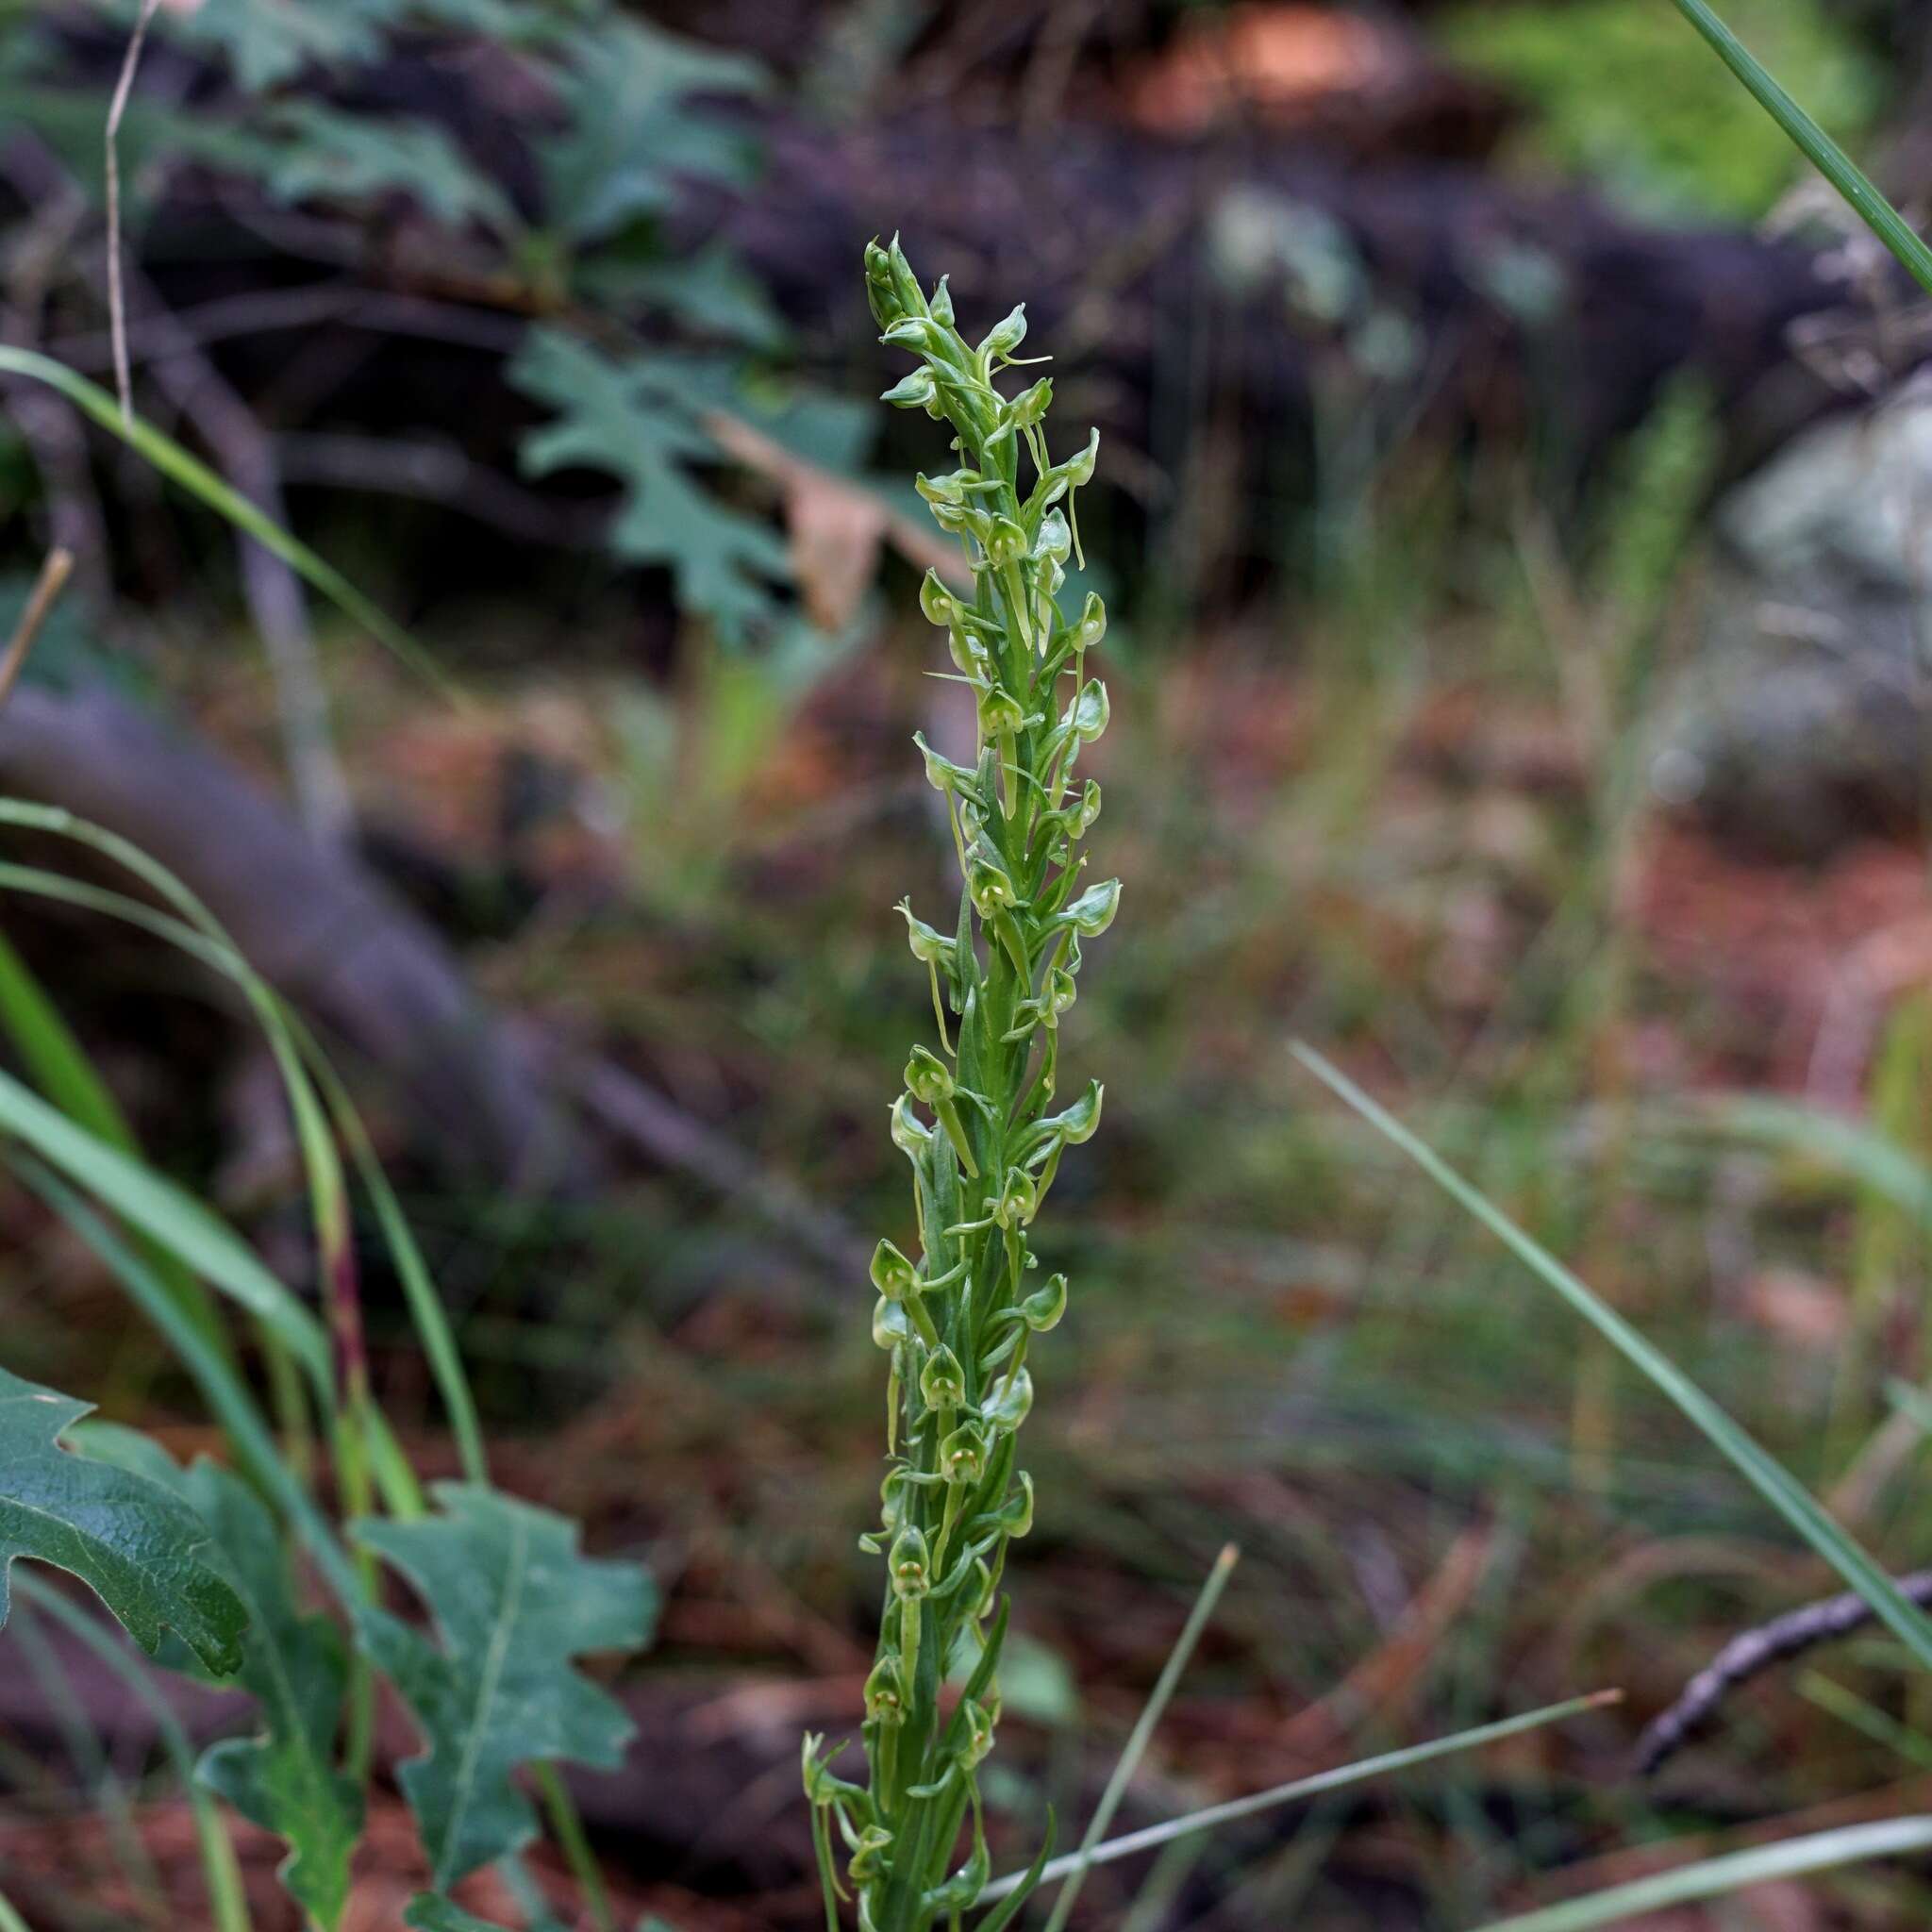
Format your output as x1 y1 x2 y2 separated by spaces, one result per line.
0 344 451 693
0 1061 331 1389
1475 1815 1932 1931
0 846 487 1485
1291 1041 1932 1674
1668 0 1932 297
974 1810 1056 1932
0 928 229 1357
981 1692 1614 1903
13 1163 360 1607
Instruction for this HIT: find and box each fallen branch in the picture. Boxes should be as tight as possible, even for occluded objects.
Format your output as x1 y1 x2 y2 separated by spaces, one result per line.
1637 1568 1932 1774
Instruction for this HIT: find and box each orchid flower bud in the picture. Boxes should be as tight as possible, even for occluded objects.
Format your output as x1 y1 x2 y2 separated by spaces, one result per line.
928 275 956 327
1041 1080 1103 1146
920 568 966 629
978 303 1027 362
965 858 1017 920
906 1046 982 1177
982 515 1028 568
975 681 1026 740
1008 376 1053 430
872 1296 912 1352
1064 426 1100 488
940 1420 989 1487
993 1165 1037 1228
864 1655 908 1728
920 1343 965 1411
890 1091 934 1159
880 314 941 353
1073 778 1102 836
897 901 954 969
1057 877 1121 938
1033 508 1072 568
911 730 977 798
991 1471 1034 1538
946 622 989 675
871 1238 919 1301
880 367 937 409
904 1044 955 1106
981 1366 1034 1433
1065 678 1108 743
915 467 977 505
864 237 909 328
889 1527 932 1602
1073 589 1107 652
1019 1273 1068 1332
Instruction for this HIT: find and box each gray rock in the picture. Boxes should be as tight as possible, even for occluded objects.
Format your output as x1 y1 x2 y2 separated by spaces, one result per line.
1661 385 1932 858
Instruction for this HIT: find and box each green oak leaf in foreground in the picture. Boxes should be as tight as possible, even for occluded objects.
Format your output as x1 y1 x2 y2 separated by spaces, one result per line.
0 1365 245 1674
187 1460 363 1932
71 1424 361 1930
358 1483 655 1891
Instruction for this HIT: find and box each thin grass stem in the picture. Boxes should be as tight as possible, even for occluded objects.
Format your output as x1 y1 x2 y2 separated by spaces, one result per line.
1291 1041 1932 1673
983 1691 1619 1903
1041 1542 1239 1932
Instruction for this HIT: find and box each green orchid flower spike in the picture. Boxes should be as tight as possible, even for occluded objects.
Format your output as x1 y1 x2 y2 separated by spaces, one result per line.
805 235 1119 1931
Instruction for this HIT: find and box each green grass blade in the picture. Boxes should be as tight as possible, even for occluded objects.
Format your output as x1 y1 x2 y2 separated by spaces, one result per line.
1041 1543 1239 1932
0 345 451 693
0 1061 332 1390
1799 1668 1932 1768
0 845 487 1487
0 930 133 1147
1683 1095 1932 1218
1474 1816 1932 1930
1291 1042 1932 1672
0 927 230 1357
981 1692 1615 1901
1669 0 1932 296
21 1159 361 1608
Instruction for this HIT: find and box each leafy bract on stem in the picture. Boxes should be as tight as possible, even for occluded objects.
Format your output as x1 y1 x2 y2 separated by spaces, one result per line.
804 236 1117 1931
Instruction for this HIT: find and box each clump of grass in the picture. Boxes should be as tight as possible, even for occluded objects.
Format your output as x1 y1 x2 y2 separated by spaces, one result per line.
801 237 1117 1931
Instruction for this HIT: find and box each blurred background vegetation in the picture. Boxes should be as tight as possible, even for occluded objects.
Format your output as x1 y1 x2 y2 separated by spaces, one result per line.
6 0 1932 1925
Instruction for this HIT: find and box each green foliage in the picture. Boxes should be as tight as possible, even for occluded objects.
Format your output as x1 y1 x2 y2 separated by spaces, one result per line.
72 1423 364 1928
257 103 517 231
358 1483 655 1890
512 327 793 642
1437 0 1882 215
802 238 1115 1931
2 0 838 643
157 0 590 92
186 1462 364 1932
162 0 402 92
534 16 765 246
0 348 447 691
1669 0 1932 295
0 1365 246 1676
